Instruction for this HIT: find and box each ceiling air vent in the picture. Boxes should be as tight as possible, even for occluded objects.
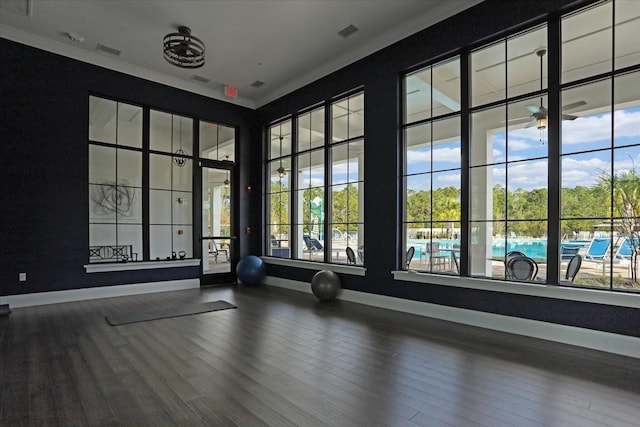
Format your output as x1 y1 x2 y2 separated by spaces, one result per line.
191 75 210 84
250 80 265 88
338 24 359 38
96 43 122 57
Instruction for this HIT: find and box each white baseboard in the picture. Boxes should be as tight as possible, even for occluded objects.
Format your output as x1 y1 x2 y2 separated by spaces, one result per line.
264 276 640 359
0 279 200 308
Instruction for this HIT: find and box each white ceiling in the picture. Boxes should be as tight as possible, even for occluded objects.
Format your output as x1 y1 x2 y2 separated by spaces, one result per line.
0 0 482 109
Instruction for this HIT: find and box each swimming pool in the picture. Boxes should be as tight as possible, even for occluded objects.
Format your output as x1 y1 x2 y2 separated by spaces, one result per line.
407 238 588 260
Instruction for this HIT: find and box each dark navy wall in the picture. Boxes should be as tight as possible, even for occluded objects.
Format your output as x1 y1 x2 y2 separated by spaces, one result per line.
2 0 637 338
258 0 640 338
0 38 260 295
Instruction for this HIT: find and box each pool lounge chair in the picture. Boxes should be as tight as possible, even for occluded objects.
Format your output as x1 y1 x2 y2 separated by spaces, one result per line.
303 235 317 252
303 235 324 260
583 237 611 274
560 245 581 260
614 236 639 261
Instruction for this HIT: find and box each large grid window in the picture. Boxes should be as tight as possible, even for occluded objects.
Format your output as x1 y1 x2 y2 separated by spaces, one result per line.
330 93 364 264
265 92 365 264
559 0 640 290
403 58 462 273
266 120 293 258
401 0 640 292
469 25 549 282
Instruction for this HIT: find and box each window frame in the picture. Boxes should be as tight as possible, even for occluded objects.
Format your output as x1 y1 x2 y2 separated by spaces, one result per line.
264 90 365 266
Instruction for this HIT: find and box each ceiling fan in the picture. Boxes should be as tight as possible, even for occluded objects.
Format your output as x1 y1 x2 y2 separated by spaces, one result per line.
208 155 231 189
511 48 586 130
274 134 291 178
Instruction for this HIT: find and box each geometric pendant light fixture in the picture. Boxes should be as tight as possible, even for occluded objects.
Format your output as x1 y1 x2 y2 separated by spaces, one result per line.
163 26 205 69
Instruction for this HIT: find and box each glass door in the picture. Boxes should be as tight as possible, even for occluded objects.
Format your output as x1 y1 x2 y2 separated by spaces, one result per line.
201 165 235 284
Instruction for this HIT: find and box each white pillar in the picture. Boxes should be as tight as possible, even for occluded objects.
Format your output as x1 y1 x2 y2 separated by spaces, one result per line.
470 129 494 276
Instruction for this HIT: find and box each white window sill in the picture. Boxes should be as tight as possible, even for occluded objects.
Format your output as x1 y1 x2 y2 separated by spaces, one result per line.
262 256 366 276
85 259 201 273
393 270 640 309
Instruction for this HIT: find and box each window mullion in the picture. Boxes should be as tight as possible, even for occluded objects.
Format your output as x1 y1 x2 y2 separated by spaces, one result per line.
324 101 331 263
460 52 470 277
547 13 562 285
142 107 150 261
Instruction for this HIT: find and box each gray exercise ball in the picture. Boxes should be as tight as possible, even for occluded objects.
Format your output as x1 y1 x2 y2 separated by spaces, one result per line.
311 270 341 301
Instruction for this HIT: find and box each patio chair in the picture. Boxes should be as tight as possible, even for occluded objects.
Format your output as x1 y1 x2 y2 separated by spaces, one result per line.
562 254 582 283
504 251 527 274
211 240 228 262
406 246 415 269
583 237 611 274
506 255 538 281
424 242 448 270
451 249 460 274
346 247 356 264
506 251 527 260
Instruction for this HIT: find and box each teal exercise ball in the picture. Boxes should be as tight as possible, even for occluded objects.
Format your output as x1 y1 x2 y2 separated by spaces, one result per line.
311 270 341 301
236 255 266 285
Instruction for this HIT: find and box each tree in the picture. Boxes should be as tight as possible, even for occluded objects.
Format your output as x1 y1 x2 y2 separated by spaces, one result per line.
269 180 289 236
597 166 640 282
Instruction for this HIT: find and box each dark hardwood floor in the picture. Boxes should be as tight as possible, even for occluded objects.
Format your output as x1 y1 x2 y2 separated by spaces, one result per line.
1 284 639 426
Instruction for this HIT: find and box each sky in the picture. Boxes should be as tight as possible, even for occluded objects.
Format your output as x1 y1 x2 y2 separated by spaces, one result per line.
406 106 640 191
269 106 639 192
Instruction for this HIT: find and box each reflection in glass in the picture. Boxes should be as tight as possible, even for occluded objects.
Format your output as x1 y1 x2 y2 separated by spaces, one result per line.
269 120 292 158
199 121 235 161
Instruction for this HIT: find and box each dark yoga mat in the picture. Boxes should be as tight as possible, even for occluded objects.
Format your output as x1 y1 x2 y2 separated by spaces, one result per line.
106 300 236 326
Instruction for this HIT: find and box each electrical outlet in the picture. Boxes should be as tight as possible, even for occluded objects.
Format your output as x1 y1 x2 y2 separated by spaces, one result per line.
19 272 27 282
